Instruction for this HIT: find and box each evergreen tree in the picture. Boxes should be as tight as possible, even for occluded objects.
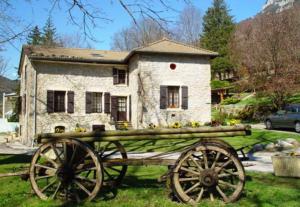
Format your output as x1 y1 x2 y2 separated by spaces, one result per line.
200 0 235 76
42 17 59 46
27 26 42 45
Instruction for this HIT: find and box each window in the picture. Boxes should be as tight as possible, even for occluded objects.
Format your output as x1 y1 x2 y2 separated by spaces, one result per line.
113 68 127 85
160 86 188 110
86 92 102 113
168 86 180 108
91 92 102 113
54 91 66 112
47 90 70 113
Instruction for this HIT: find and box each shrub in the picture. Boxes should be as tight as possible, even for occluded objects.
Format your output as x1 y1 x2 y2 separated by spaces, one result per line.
237 104 276 121
221 97 240 105
186 121 202 128
148 123 157 129
211 80 231 89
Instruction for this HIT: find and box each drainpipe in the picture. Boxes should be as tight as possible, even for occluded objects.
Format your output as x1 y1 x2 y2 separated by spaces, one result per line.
31 69 37 148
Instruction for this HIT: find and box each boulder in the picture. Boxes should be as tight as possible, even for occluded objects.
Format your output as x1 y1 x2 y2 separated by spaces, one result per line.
277 140 294 150
265 143 276 151
285 138 300 147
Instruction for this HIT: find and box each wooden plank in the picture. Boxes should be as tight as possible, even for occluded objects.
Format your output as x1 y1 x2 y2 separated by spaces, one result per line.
41 131 247 143
37 125 251 141
102 158 176 166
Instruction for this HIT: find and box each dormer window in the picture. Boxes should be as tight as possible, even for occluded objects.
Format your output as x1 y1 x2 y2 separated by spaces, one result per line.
113 68 127 85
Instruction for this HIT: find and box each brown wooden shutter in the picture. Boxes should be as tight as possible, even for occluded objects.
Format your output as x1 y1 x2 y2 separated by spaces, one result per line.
86 92 92 114
181 86 188 110
111 96 118 121
67 91 74 113
113 68 118 85
104 92 111 113
127 68 129 86
47 90 54 113
129 95 132 121
160 86 168 109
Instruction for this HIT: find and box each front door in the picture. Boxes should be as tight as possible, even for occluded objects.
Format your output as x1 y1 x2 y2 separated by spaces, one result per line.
117 97 127 121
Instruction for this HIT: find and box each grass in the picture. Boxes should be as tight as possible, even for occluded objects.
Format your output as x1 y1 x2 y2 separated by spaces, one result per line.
0 129 300 207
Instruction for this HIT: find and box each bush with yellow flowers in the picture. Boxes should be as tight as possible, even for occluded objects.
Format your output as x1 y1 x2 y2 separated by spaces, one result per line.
171 122 182 128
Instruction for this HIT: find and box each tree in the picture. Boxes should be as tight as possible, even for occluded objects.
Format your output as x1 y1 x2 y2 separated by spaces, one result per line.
27 26 42 45
111 19 170 51
230 6 300 109
42 17 60 47
59 32 92 48
174 5 202 45
200 0 235 77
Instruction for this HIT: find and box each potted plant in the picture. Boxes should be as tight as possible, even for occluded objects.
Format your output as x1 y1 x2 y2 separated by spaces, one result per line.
272 152 300 178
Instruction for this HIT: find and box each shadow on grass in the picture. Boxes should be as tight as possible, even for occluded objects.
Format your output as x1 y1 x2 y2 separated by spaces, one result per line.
0 154 32 165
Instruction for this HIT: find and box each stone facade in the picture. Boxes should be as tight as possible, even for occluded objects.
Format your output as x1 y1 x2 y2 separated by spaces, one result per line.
19 39 214 146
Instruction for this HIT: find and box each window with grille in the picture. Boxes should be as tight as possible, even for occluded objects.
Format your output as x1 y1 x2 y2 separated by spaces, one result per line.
54 91 66 112
91 92 102 113
167 86 180 108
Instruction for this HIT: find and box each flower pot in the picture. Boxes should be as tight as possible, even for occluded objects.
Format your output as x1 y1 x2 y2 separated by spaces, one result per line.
271 155 300 178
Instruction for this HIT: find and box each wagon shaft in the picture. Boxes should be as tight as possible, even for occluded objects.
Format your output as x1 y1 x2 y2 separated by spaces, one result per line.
37 125 251 143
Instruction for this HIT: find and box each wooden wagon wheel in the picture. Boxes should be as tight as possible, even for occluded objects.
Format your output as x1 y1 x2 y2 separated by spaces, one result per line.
171 142 245 204
97 141 127 187
29 139 103 203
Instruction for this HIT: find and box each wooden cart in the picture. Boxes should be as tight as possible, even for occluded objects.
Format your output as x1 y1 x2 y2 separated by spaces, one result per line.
30 125 251 204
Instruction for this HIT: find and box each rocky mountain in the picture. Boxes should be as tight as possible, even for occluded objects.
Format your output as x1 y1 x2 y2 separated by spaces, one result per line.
262 0 300 13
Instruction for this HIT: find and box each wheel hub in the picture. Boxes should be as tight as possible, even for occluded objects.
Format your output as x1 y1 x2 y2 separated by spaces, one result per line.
200 169 218 187
56 165 74 184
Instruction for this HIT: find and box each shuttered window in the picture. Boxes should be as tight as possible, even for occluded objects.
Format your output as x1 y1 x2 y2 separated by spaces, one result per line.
47 90 73 113
86 92 102 113
113 68 127 85
53 91 66 112
160 86 188 110
168 86 180 108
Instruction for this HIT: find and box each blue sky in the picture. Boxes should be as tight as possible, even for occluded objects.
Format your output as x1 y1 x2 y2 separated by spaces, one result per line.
2 0 266 79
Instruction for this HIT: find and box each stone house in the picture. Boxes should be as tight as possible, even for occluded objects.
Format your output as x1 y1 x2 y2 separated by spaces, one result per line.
18 39 217 146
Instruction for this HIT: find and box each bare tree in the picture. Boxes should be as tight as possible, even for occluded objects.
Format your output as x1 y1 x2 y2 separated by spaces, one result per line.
59 32 92 48
230 6 300 109
173 5 202 45
111 18 170 51
0 56 7 77
0 1 31 45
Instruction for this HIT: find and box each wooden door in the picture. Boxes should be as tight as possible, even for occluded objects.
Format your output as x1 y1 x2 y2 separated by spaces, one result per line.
117 97 127 121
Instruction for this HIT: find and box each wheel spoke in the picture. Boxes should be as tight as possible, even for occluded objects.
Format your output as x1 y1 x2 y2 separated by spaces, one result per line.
210 192 214 201
63 142 68 163
35 174 55 180
75 166 97 174
99 142 112 157
41 178 58 193
74 180 92 196
75 175 97 184
184 182 200 194
195 187 204 202
107 166 122 173
50 144 63 164
69 144 78 166
35 164 57 171
180 167 200 175
102 150 119 159
51 181 62 199
202 150 209 169
103 168 114 179
189 155 203 171
216 185 229 202
179 177 199 182
219 180 237 189
216 159 233 173
211 152 221 169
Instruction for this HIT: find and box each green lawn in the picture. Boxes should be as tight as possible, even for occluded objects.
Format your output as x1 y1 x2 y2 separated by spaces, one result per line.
0 129 300 207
